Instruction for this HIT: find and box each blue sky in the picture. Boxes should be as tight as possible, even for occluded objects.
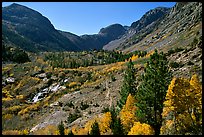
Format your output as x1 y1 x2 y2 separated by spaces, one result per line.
2 2 176 36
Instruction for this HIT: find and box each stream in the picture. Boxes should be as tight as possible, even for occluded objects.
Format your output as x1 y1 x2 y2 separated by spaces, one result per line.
31 83 66 103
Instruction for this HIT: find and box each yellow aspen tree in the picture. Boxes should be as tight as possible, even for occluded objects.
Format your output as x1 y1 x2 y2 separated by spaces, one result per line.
83 117 98 134
189 74 202 127
128 122 154 135
161 75 202 135
119 94 137 133
98 112 112 135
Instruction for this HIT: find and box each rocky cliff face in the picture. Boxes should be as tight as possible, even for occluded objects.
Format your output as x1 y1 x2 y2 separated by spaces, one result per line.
103 2 202 53
130 7 170 32
103 7 170 51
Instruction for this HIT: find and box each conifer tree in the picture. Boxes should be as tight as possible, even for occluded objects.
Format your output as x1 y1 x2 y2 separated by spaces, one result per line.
110 105 124 135
135 49 172 135
117 59 136 110
58 121 65 135
89 121 100 135
112 117 124 135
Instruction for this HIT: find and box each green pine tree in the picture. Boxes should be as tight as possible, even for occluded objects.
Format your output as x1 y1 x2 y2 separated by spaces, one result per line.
58 121 65 135
109 106 124 135
117 59 137 110
135 49 172 135
112 117 124 135
89 121 100 135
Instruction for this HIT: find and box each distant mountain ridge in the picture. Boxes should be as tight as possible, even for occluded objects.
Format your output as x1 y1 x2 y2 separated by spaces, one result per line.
103 6 170 50
2 3 80 52
60 23 127 50
2 3 127 52
2 3 181 53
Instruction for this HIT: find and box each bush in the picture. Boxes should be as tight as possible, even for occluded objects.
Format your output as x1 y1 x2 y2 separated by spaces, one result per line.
94 103 99 107
187 61 194 65
65 101 74 108
169 61 180 68
67 113 81 124
174 47 184 53
11 48 30 63
95 85 100 89
80 102 89 110
101 107 110 113
166 49 175 56
46 72 52 79
111 75 116 82
88 111 92 114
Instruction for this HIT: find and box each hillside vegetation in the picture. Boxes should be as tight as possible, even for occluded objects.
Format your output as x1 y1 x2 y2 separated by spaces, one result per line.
2 41 202 135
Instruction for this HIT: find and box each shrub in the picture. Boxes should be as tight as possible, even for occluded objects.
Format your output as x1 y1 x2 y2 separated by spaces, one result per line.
166 49 175 56
169 61 180 68
187 61 194 65
67 113 81 124
111 74 116 82
65 101 74 108
80 102 89 110
101 107 110 113
174 47 184 53
95 85 100 89
94 103 99 107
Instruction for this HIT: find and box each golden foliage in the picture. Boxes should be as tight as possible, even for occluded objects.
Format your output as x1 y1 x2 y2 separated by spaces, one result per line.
16 95 25 100
119 94 137 133
161 74 202 134
68 81 81 88
65 128 71 135
160 120 175 135
2 89 13 98
130 55 139 61
2 129 29 135
3 114 13 120
21 129 29 135
34 66 41 72
2 130 22 135
7 105 23 114
82 118 98 134
98 112 112 134
128 122 154 135
2 97 13 102
14 77 40 91
18 102 40 115
70 112 112 135
71 125 81 135
145 50 154 58
32 125 58 135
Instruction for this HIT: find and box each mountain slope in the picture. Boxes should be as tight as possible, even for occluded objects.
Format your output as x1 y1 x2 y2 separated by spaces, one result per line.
103 7 170 51
2 3 127 52
60 24 126 50
103 2 202 53
2 3 80 52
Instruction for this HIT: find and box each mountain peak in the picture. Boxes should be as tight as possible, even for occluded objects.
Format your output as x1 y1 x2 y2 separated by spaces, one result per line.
99 23 126 35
